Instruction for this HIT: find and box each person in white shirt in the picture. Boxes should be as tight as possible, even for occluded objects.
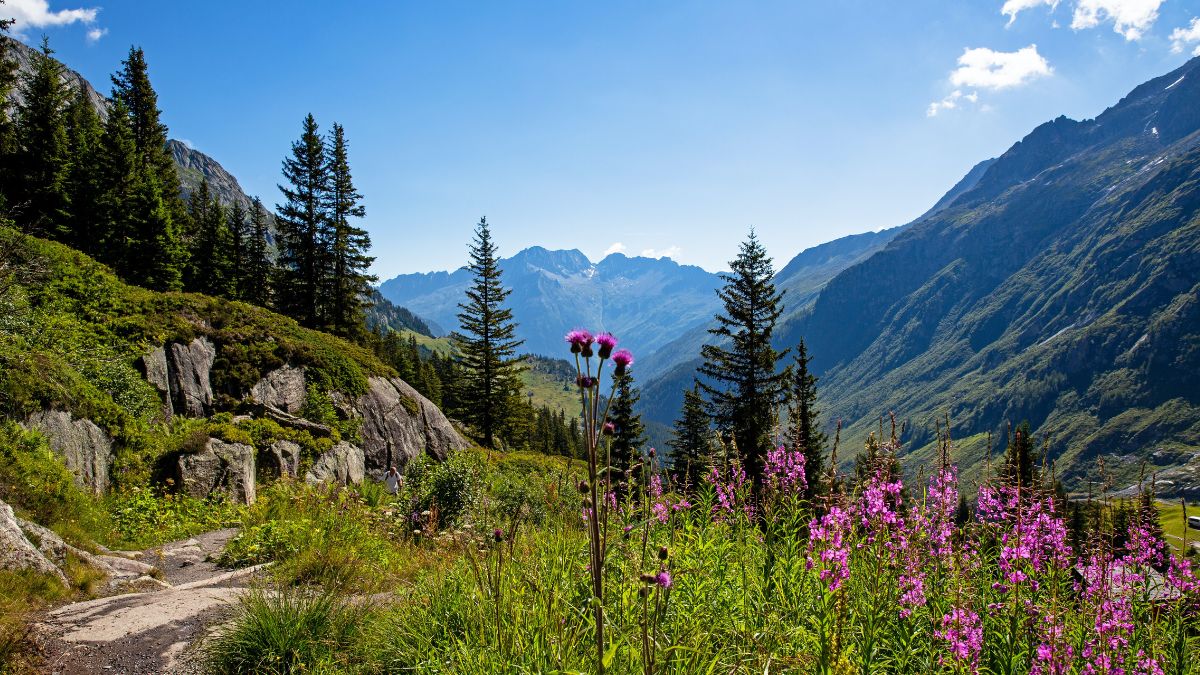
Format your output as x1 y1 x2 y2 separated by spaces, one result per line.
384 465 402 495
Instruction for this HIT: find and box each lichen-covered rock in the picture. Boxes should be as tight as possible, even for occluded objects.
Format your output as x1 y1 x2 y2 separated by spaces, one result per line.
260 439 302 480
24 410 114 495
177 438 256 505
0 499 67 586
251 366 306 413
353 377 469 473
168 337 216 417
305 441 365 486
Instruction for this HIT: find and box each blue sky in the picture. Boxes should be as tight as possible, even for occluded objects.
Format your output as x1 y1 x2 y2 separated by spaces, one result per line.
9 0 1200 278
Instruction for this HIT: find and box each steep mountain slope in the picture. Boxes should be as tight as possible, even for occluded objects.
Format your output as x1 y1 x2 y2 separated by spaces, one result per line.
379 247 724 362
781 57 1200 493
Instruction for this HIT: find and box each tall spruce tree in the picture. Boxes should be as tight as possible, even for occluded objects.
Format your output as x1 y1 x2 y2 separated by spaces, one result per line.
787 339 826 499
1002 421 1039 489
669 381 712 490
15 37 71 237
322 122 374 337
228 200 247 298
186 181 233 297
698 230 789 488
64 85 103 253
244 197 272 307
127 161 184 290
608 372 647 492
276 114 328 327
95 99 137 271
451 217 526 449
0 11 20 207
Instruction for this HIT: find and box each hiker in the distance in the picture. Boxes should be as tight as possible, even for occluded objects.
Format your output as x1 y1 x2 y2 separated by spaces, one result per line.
384 465 403 495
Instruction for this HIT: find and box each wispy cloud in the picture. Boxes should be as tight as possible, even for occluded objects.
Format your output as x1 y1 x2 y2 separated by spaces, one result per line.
602 242 626 256
6 0 103 42
949 45 1052 90
640 245 682 260
1070 0 1163 40
1170 17 1200 56
1002 0 1059 26
927 89 980 117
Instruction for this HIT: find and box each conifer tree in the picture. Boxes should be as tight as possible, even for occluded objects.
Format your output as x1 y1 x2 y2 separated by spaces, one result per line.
698 230 790 488
244 197 272 307
1002 422 1039 489
608 372 647 492
787 338 827 499
228 200 247 298
15 37 71 237
0 12 19 207
64 85 103 253
95 99 138 270
322 122 374 337
669 381 712 490
126 162 184 290
276 114 328 327
185 179 233 295
451 217 526 449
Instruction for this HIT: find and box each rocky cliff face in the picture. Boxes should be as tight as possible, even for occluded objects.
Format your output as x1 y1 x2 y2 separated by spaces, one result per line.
349 376 470 473
23 410 114 495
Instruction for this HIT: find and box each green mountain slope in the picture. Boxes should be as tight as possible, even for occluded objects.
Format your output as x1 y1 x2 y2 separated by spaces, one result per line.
781 57 1200 494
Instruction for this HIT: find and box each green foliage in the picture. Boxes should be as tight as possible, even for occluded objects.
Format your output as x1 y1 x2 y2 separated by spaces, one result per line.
403 452 483 527
204 588 375 675
106 486 244 549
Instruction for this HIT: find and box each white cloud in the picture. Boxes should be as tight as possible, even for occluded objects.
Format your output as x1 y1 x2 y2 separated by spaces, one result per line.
640 246 682 260
602 242 626 256
6 0 102 39
85 26 106 43
1170 17 1200 56
949 45 1052 90
1070 0 1163 40
1002 0 1059 26
927 89 981 117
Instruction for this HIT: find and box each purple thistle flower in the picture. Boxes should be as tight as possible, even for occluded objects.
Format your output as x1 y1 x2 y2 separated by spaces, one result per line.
602 422 615 436
565 328 594 353
596 332 618 359
611 349 634 375
655 570 672 589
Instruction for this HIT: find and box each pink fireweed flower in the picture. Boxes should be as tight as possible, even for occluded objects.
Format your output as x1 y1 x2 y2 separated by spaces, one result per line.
611 349 634 375
807 505 852 591
765 444 808 495
858 468 904 538
565 329 594 354
595 332 618 359
707 464 753 521
926 466 958 558
936 606 982 671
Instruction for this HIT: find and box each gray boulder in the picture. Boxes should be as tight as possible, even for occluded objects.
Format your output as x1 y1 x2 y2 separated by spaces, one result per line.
260 439 302 480
141 337 216 418
251 365 307 413
24 410 113 495
177 438 256 505
0 500 67 586
305 441 365 486
353 377 469 473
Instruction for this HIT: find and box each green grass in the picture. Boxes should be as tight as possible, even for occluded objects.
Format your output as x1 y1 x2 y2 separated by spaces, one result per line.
1157 499 1200 554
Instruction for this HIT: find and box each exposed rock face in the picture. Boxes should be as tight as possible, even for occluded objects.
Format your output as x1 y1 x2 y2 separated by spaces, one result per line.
353 377 469 473
0 500 68 586
15 517 157 589
141 337 216 418
251 366 306 413
24 410 114 495
260 440 301 480
177 438 256 505
305 442 365 486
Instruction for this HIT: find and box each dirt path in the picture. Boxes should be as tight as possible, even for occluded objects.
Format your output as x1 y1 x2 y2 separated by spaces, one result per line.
34 528 266 674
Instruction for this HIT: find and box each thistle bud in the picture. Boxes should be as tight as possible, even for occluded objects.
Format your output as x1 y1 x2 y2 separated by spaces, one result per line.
602 422 615 436
640 572 657 584
493 528 504 542
658 546 669 561
578 480 589 494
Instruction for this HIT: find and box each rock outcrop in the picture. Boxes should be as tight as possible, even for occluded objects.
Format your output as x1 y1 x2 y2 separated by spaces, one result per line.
352 377 469 473
16 517 160 590
260 440 301 480
177 438 256 505
305 442 365 486
0 500 68 585
23 410 114 495
251 366 306 413
141 337 217 419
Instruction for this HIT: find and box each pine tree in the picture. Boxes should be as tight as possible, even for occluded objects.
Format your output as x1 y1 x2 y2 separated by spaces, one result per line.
698 230 790 488
185 179 234 295
244 197 273 307
64 85 103 253
608 372 646 492
276 114 328 327
787 338 827 499
669 381 712 490
15 37 71 237
1002 422 1039 489
0 13 20 208
95 99 138 271
451 217 526 449
228 200 247 298
126 161 184 290
322 122 375 337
